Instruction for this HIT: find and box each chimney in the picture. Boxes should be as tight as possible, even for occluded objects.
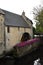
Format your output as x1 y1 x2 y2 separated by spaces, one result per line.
22 11 25 17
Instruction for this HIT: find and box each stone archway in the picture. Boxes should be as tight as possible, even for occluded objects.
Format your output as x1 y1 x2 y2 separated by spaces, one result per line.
21 32 31 42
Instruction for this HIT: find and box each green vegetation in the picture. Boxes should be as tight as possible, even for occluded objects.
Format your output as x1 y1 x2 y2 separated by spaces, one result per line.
33 6 43 33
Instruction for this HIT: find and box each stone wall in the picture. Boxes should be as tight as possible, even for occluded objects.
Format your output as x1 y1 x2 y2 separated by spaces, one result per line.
0 14 5 54
5 27 32 51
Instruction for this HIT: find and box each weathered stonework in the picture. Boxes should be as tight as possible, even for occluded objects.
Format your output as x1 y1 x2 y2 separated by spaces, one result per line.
0 9 33 53
5 26 33 51
0 11 5 54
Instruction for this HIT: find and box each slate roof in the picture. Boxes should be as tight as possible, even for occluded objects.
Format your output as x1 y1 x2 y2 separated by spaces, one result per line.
0 9 5 14
1 9 32 28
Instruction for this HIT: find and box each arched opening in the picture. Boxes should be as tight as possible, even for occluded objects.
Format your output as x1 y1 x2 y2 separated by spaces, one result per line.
21 32 31 42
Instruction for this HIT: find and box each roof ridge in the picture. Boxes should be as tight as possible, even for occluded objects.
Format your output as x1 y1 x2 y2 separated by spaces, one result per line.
0 8 32 28
0 8 20 16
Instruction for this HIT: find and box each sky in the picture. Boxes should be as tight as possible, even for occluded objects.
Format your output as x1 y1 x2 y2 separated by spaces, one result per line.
0 0 42 27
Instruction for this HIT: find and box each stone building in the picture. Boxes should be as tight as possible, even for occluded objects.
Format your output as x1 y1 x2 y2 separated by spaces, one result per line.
0 9 33 53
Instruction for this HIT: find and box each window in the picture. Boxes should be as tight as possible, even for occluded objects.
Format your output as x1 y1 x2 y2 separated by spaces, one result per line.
7 26 10 33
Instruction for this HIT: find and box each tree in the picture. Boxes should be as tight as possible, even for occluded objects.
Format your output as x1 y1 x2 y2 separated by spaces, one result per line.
33 27 36 34
33 6 43 33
